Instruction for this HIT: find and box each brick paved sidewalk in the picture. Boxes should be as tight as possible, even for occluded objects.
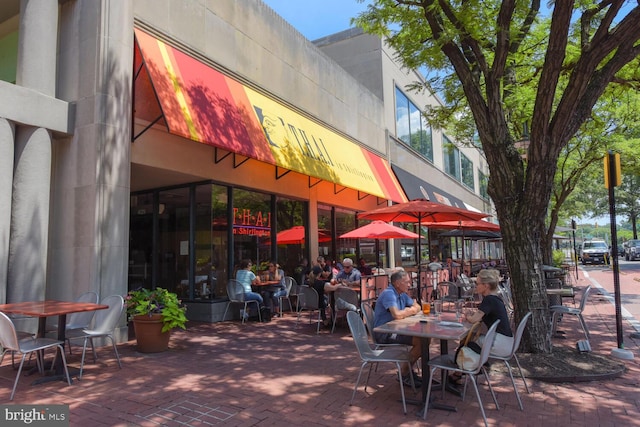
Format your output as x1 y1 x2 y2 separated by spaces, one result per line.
1 271 638 426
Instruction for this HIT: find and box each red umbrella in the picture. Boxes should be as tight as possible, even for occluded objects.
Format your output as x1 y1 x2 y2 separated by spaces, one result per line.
423 219 500 232
339 221 420 240
357 199 489 304
340 221 420 269
276 226 331 245
357 199 489 224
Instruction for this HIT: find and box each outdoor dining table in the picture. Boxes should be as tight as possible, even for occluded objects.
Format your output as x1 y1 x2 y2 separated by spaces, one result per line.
374 313 470 413
0 300 108 384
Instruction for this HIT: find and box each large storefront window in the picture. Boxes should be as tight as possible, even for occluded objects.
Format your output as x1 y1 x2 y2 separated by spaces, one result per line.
336 207 357 263
275 197 307 277
194 183 229 299
232 188 271 273
129 183 312 302
157 187 190 296
129 193 155 289
317 204 333 259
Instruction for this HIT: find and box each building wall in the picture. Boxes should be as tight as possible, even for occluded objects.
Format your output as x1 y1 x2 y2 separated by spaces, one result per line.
314 29 488 211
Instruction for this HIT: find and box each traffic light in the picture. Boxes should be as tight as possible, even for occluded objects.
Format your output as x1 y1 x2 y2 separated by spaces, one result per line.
604 151 621 188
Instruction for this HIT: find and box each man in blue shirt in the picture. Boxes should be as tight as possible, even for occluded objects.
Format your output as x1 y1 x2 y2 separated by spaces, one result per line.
373 269 422 386
335 258 361 286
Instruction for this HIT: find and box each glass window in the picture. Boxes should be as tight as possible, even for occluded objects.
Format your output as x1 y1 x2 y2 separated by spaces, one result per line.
395 87 411 144
275 196 308 277
317 204 333 259
157 187 190 296
232 188 271 274
443 135 461 181
335 207 357 265
395 86 433 161
128 192 154 290
420 114 433 162
479 170 489 200
193 183 229 300
460 153 474 190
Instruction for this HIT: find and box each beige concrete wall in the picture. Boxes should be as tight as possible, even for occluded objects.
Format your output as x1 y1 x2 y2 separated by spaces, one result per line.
47 0 133 308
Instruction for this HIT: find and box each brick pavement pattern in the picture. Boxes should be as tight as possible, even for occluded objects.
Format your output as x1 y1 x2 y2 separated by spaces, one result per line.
1 269 639 426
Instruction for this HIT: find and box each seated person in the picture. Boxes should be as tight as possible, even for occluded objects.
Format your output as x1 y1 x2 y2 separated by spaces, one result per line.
373 270 422 387
266 261 287 313
464 268 513 356
335 258 362 287
358 257 372 276
316 256 333 282
235 259 264 318
451 268 514 385
309 265 350 326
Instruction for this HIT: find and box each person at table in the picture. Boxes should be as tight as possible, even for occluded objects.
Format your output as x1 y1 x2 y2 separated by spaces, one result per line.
335 258 362 287
316 256 333 282
443 257 460 282
266 261 287 314
373 270 422 387
358 258 372 276
310 265 348 327
235 259 264 318
295 257 311 286
463 268 513 356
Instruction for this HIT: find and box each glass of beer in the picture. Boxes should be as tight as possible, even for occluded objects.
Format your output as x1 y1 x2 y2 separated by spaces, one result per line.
422 302 430 316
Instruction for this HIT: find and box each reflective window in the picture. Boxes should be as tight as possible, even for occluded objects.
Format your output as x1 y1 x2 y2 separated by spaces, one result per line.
232 188 271 273
395 86 433 161
461 152 474 190
443 135 461 181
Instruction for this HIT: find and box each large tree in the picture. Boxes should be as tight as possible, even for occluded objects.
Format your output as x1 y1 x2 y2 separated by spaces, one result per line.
356 1 640 352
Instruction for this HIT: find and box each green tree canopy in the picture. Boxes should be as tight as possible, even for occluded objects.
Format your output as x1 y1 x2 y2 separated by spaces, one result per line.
355 0 640 352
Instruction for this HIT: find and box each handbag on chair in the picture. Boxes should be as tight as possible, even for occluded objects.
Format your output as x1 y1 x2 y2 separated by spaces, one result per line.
455 322 483 370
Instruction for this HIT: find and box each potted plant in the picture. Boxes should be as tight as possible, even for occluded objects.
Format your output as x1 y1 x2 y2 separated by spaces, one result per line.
126 287 187 353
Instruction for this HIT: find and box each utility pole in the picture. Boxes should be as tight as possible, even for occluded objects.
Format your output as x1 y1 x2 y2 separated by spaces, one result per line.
605 150 633 360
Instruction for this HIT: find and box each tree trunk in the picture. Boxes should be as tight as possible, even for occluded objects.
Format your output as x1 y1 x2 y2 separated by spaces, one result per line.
499 218 552 353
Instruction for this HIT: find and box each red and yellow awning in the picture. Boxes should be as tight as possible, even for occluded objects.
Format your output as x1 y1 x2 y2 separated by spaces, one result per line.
134 28 407 203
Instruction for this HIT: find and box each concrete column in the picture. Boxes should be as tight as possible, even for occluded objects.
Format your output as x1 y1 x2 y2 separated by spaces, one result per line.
0 119 15 303
8 126 52 302
16 0 58 95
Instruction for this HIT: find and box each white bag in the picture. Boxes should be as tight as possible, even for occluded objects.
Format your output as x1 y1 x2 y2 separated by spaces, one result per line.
455 322 482 370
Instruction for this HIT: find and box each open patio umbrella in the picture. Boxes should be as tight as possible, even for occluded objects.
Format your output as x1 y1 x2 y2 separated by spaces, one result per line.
339 220 420 268
276 225 331 245
357 199 489 303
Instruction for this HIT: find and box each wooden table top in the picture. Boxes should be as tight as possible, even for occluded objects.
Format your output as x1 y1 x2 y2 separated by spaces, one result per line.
0 300 108 317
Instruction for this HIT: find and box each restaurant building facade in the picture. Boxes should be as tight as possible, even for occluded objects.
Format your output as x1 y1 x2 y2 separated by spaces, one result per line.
0 0 489 330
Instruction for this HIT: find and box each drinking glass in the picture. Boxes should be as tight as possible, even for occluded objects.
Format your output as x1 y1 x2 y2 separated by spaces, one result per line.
433 300 442 318
422 302 430 315
455 300 464 321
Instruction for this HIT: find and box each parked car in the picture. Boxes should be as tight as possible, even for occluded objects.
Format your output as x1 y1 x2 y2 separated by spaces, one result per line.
580 240 609 265
624 240 640 261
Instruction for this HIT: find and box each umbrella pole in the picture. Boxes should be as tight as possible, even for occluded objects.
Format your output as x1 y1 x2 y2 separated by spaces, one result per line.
416 219 423 305
375 239 380 270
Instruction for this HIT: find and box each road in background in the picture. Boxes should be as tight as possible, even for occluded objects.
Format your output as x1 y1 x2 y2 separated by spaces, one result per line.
581 259 640 334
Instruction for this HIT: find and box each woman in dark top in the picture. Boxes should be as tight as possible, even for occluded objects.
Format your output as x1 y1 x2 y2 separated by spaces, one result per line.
464 268 514 356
